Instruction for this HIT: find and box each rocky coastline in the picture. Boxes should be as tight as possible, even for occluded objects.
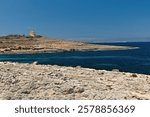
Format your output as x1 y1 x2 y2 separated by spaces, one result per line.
0 35 137 54
0 62 150 100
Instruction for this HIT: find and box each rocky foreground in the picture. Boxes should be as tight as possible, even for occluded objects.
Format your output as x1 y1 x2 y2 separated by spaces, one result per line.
0 62 150 100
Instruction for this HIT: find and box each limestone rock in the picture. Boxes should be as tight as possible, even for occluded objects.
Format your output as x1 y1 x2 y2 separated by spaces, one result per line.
0 62 150 100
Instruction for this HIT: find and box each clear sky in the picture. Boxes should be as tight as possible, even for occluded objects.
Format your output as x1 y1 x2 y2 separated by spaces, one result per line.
0 0 150 42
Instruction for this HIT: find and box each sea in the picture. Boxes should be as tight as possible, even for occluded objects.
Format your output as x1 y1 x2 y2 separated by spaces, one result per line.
0 42 150 75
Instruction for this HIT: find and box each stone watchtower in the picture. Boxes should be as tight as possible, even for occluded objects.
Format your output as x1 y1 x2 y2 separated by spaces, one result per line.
29 31 36 38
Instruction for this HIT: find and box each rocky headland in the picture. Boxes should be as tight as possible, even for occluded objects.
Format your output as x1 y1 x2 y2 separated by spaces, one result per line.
0 62 150 100
0 34 136 54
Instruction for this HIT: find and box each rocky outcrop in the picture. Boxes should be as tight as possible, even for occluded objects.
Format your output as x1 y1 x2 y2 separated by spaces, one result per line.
0 62 150 100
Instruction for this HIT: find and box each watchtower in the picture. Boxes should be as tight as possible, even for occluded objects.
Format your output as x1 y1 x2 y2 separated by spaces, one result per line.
29 31 36 38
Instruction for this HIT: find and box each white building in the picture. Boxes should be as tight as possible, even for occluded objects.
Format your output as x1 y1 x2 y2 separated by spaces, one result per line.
29 31 36 38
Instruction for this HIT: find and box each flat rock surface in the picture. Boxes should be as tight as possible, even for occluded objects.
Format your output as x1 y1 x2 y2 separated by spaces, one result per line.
0 62 150 100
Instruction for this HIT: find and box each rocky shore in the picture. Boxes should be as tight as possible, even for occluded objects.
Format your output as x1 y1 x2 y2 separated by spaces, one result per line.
0 62 150 100
0 35 136 54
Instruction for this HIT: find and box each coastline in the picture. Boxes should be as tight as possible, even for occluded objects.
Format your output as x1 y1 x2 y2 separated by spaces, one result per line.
0 36 138 54
0 62 150 100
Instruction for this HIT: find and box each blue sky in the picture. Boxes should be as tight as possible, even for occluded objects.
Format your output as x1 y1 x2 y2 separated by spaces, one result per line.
0 0 150 42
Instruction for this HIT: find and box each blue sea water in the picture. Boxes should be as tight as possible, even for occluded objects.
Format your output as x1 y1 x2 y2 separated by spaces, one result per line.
0 42 150 75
